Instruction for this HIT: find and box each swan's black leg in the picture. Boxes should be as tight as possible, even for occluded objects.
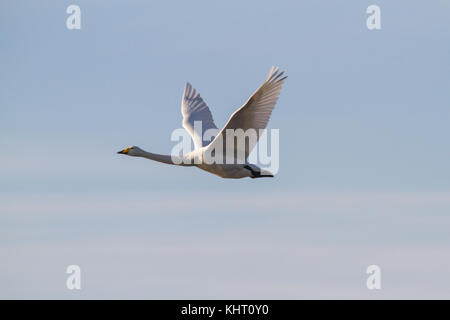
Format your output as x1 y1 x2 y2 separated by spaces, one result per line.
243 165 274 178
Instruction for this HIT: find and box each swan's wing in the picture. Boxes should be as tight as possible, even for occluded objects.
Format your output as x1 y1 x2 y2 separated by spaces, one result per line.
208 66 287 161
181 82 218 150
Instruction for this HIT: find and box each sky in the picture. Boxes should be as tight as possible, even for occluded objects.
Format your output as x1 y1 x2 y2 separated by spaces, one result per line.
1 0 450 299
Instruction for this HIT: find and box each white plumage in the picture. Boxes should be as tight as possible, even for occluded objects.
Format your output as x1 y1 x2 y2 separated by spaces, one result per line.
118 66 287 179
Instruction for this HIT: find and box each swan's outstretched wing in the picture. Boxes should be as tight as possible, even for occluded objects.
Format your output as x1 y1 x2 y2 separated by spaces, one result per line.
181 82 218 150
208 66 287 161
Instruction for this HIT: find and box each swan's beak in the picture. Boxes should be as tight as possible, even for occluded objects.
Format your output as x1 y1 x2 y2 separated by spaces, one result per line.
118 147 131 154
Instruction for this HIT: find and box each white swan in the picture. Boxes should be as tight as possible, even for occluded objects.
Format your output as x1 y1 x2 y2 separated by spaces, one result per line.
117 66 287 179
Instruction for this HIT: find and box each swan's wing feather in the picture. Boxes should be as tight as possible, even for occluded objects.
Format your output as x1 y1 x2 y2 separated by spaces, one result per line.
181 82 218 149
208 66 287 161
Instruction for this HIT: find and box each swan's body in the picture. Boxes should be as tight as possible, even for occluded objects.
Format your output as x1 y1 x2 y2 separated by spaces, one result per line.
118 67 287 179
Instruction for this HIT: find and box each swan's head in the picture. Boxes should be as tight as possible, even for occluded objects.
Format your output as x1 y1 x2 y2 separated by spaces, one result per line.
117 146 141 156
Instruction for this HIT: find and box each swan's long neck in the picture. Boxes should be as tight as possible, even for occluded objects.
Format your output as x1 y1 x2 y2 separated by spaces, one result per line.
136 149 191 166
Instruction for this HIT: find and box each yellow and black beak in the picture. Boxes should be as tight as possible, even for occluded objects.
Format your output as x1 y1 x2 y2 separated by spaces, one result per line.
117 147 130 154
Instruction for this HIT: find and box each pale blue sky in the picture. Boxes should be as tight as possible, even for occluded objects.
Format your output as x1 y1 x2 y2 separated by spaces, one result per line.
1 0 450 298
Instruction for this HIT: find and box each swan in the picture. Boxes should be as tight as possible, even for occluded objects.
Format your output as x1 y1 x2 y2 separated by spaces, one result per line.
117 66 287 179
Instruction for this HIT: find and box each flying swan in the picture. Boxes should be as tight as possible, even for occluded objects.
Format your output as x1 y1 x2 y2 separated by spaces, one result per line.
117 66 287 179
